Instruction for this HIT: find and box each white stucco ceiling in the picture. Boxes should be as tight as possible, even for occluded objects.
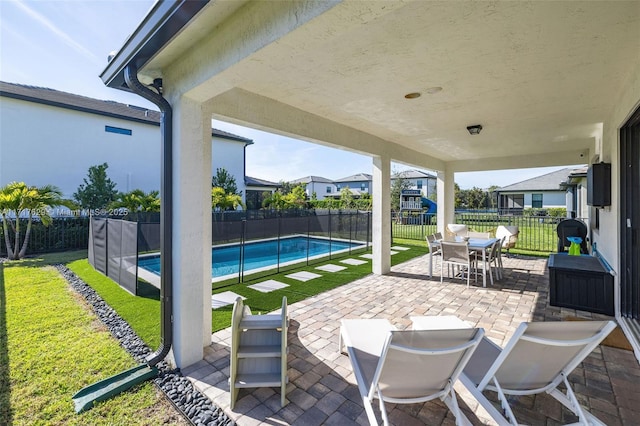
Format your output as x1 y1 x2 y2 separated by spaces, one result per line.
140 0 640 172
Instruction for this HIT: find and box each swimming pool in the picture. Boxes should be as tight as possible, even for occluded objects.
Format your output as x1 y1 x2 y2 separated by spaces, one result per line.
138 236 364 281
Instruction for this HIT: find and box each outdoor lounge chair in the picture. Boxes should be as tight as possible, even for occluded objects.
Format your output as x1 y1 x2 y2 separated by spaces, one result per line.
340 318 484 426
495 225 518 257
459 320 617 426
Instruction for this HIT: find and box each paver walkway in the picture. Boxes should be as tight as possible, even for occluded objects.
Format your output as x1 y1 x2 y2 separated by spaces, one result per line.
183 254 640 425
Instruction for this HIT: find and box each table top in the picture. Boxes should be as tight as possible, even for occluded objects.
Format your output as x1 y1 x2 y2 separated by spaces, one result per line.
436 237 498 249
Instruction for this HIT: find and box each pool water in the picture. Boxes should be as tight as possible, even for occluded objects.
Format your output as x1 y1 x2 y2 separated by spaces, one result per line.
138 236 361 279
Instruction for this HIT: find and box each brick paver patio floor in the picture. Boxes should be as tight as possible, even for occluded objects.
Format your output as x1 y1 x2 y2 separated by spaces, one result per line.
183 254 640 425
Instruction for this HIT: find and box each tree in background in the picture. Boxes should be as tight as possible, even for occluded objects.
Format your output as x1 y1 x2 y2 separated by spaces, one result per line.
110 189 160 213
211 168 240 196
211 187 244 211
0 182 66 259
283 185 308 209
262 190 285 210
339 187 355 209
278 180 296 195
73 163 118 210
456 186 490 209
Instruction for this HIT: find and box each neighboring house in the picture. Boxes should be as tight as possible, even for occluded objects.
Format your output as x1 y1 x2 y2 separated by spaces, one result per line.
561 166 589 220
292 169 436 200
0 81 254 206
392 169 437 199
333 173 372 198
496 167 586 215
290 176 336 200
244 176 280 210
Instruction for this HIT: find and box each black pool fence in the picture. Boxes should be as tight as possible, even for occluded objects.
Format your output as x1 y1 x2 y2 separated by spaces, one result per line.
87 210 372 292
0 216 90 258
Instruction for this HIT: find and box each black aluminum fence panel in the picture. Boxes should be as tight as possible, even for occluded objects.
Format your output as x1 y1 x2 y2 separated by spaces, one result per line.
89 218 108 275
242 218 280 242
391 210 568 253
139 222 161 253
120 221 139 295
107 220 123 286
88 218 138 295
212 219 244 245
0 217 90 256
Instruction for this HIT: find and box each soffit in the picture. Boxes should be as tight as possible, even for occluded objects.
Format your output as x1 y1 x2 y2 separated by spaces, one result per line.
141 0 640 165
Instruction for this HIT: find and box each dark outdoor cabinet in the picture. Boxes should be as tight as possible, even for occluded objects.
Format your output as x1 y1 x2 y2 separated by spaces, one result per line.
587 162 611 207
548 254 614 316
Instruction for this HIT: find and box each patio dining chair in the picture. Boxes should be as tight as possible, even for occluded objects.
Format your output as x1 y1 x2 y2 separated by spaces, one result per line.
340 318 485 426
440 240 476 287
459 320 617 426
426 234 442 256
468 231 491 239
473 238 502 285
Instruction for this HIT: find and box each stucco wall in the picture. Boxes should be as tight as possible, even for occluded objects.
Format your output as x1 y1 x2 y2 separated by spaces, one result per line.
599 56 640 276
211 138 247 200
0 96 160 198
0 96 249 203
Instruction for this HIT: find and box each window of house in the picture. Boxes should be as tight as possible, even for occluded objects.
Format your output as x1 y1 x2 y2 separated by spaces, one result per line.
417 180 423 189
336 184 341 190
326 186 332 193
105 125 132 135
532 193 543 208
360 183 366 190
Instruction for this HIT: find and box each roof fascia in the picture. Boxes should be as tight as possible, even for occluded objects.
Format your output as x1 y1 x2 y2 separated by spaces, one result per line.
0 90 160 126
100 0 209 91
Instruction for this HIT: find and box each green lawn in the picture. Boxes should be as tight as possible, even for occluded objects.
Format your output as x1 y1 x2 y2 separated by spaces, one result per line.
0 241 428 424
0 254 184 425
210 242 428 331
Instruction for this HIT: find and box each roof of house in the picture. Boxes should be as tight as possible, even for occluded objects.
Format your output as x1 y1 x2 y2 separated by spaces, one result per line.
392 169 436 179
290 176 333 184
0 81 252 143
245 176 280 187
334 173 372 183
497 167 583 192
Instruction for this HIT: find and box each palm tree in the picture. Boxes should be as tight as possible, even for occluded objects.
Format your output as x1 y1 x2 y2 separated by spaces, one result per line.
212 187 244 211
0 182 66 259
111 189 160 213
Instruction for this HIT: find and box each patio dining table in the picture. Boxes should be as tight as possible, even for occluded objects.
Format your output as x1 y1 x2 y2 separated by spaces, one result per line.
429 237 499 288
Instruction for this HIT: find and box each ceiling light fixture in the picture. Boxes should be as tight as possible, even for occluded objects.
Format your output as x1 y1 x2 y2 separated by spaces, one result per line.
467 124 483 135
425 86 443 94
404 92 421 99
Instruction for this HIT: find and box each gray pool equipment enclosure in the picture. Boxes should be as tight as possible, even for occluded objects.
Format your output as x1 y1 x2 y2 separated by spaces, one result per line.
88 210 372 293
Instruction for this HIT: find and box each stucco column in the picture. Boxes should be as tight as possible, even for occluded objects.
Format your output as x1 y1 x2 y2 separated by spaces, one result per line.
372 155 391 275
171 96 212 368
436 169 455 235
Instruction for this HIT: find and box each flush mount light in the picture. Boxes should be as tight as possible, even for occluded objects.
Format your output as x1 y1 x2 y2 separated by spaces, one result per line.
404 92 421 99
466 124 483 135
425 86 443 95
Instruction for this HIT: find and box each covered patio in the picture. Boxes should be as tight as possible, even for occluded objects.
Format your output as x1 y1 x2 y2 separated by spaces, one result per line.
183 254 639 425
98 0 640 421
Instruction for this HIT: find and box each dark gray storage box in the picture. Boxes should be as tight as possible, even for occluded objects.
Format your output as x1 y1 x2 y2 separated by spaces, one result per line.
548 254 614 316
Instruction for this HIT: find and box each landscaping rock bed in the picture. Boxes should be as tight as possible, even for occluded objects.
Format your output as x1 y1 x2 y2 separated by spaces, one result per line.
56 265 233 426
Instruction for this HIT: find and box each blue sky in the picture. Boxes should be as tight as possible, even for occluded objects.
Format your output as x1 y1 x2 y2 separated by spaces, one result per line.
0 0 572 189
